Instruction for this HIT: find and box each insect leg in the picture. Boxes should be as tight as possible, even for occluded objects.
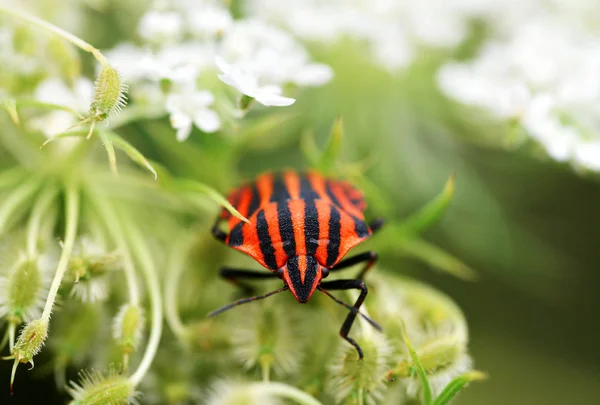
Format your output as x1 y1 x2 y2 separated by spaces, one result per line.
369 218 385 234
219 267 279 296
329 251 378 280
318 279 379 360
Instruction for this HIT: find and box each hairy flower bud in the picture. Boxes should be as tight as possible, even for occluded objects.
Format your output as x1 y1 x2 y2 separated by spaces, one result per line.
9 319 49 393
113 304 144 354
69 237 120 303
12 319 48 364
327 331 392 405
89 64 127 121
204 380 279 405
67 368 136 405
230 305 302 378
0 254 50 323
370 273 472 398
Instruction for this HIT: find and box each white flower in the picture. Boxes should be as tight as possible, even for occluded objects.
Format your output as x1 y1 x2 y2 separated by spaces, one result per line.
31 78 94 137
187 6 233 37
138 10 184 43
166 88 221 141
218 20 333 87
437 14 600 172
216 58 295 107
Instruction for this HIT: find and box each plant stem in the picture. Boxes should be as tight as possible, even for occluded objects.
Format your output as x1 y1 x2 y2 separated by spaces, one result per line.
164 235 194 341
0 7 109 66
0 178 41 235
26 185 58 258
41 182 80 322
87 194 140 306
249 382 323 405
125 216 163 387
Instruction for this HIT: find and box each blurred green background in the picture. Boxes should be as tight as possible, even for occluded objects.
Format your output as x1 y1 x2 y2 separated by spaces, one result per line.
2 2 600 404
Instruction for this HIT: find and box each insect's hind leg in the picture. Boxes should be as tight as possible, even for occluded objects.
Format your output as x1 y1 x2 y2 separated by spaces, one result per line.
219 267 279 296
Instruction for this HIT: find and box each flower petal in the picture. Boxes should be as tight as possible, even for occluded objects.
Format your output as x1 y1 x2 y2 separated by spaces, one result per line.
294 63 334 86
254 92 296 107
193 108 221 133
169 111 193 141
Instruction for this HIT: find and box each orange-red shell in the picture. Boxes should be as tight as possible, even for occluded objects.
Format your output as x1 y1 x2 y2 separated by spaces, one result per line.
219 170 372 271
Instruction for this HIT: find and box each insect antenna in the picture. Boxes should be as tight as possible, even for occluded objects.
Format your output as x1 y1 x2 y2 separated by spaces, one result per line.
208 286 289 317
317 286 383 331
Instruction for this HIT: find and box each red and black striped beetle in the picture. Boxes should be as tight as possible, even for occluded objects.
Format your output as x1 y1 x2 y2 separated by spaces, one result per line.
210 170 383 358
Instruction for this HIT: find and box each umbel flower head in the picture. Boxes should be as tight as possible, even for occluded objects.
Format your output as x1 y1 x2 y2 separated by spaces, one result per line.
369 273 473 399
327 329 392 405
229 304 302 378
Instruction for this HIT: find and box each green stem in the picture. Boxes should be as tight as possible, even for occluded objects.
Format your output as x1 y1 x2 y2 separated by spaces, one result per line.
26 185 58 258
87 193 140 305
164 235 194 341
249 382 323 405
0 7 109 66
0 167 26 190
0 178 42 235
125 216 163 387
41 182 80 322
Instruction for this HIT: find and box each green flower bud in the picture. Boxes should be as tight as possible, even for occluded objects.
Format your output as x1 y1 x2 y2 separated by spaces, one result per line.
0 254 50 323
67 368 136 405
327 331 392 405
113 304 144 354
9 319 49 393
370 273 472 398
204 380 279 405
230 304 302 378
12 319 48 364
89 64 127 121
69 237 120 303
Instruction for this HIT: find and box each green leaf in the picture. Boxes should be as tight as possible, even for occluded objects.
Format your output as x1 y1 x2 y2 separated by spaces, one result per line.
433 370 487 405
174 179 250 224
10 99 83 118
399 174 456 235
97 130 118 176
300 129 320 166
315 116 343 173
40 130 88 148
103 131 157 180
399 320 433 405
2 99 19 125
398 238 477 280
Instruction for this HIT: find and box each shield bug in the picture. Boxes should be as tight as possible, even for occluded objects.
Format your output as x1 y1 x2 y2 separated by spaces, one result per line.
210 170 384 358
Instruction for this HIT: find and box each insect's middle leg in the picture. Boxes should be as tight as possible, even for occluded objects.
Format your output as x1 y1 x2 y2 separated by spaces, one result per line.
219 267 278 296
319 279 370 359
329 251 378 280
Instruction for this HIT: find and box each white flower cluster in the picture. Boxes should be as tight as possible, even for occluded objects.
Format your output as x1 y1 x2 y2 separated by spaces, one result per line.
104 0 333 141
438 7 600 171
247 0 496 71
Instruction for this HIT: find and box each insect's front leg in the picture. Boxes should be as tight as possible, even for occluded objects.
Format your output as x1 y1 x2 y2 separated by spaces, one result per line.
318 279 371 360
219 267 279 297
211 218 228 243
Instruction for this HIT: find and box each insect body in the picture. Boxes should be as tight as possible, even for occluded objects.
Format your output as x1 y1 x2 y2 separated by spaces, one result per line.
210 170 383 358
